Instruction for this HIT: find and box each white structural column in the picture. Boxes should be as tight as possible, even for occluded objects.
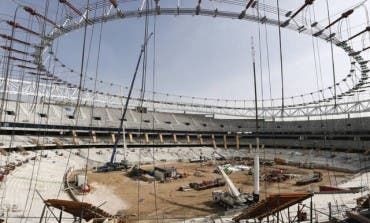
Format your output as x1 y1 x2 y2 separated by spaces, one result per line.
253 137 260 202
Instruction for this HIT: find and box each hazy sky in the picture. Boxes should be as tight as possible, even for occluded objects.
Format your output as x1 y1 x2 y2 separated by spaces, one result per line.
0 0 368 103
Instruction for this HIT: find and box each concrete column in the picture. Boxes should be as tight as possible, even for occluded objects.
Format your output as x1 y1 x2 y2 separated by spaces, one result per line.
249 143 252 153
91 131 97 143
173 134 178 144
186 135 191 144
211 134 216 148
145 133 150 144
72 130 79 145
159 133 164 144
223 135 227 149
111 133 116 144
55 139 63 148
129 133 133 143
199 134 203 145
235 134 240 150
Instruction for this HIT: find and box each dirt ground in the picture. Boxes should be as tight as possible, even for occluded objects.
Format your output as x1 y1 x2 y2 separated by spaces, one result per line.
86 161 351 221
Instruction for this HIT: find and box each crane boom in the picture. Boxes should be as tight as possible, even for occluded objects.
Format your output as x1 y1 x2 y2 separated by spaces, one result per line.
217 166 241 198
109 32 153 164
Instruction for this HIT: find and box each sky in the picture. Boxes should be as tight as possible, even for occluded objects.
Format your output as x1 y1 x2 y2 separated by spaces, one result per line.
0 0 369 105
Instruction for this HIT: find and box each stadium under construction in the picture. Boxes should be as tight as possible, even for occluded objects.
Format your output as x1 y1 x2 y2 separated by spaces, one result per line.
0 0 369 222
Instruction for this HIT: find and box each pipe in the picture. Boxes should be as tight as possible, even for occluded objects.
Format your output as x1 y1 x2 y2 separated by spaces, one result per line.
1 46 29 55
59 0 83 16
324 9 353 30
290 0 314 20
17 65 38 70
23 6 60 28
109 0 118 8
0 34 31 46
6 21 40 36
8 56 32 63
348 26 370 41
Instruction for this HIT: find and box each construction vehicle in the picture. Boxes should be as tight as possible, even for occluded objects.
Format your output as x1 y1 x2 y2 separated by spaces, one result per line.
296 171 322 185
96 160 132 173
212 166 254 208
97 34 153 173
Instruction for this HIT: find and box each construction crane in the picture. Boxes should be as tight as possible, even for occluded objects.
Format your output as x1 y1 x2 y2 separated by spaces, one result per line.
212 166 254 208
96 33 153 173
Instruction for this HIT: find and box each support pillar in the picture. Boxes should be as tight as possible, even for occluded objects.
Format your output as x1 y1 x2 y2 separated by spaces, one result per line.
235 134 240 150
72 130 79 145
249 143 252 153
111 133 116 144
173 133 178 144
91 131 97 143
145 133 150 144
186 134 191 144
211 134 216 148
129 133 133 143
159 133 164 144
199 134 203 145
223 135 227 149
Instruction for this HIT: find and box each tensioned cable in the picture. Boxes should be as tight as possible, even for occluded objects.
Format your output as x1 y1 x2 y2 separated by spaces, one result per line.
0 6 36 201
326 0 337 107
345 16 369 200
323 2 344 205
276 0 284 119
43 5 75 223
18 13 43 223
137 0 151 220
73 0 91 119
24 0 54 220
150 1 160 221
255 1 270 201
0 2 40 218
81 0 99 203
261 0 274 201
310 7 329 186
256 2 264 115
